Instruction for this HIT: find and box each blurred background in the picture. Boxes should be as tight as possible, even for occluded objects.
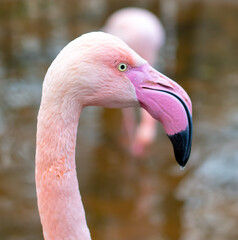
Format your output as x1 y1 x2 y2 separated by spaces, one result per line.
0 0 238 239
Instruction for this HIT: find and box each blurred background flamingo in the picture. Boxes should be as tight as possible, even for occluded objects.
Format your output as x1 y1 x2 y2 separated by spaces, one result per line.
103 7 166 157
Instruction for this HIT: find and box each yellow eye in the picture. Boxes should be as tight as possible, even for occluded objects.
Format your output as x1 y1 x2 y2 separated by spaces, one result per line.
118 63 128 72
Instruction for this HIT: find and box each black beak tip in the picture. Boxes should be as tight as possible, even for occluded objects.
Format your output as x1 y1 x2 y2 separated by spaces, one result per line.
168 126 192 167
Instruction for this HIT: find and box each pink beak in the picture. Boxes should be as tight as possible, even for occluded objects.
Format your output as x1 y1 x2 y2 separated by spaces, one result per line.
126 64 193 167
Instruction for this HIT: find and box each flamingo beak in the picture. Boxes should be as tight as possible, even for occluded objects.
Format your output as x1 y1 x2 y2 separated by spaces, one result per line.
126 64 193 167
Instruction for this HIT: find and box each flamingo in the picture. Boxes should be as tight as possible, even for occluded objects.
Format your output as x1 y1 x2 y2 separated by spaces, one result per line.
36 32 192 240
103 8 166 156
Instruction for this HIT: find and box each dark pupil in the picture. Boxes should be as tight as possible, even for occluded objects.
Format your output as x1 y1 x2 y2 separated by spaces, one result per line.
120 64 125 70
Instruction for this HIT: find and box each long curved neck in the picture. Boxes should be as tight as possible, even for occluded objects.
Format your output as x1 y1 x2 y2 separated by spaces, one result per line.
35 97 91 240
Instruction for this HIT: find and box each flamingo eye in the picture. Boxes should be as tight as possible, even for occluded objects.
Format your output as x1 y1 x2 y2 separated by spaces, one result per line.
118 63 128 72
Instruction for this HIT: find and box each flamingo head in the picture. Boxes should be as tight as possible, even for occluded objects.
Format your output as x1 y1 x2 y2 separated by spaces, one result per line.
45 32 192 167
103 7 165 65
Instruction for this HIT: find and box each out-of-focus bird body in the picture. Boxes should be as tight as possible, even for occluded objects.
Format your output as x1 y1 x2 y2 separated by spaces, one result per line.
104 8 166 156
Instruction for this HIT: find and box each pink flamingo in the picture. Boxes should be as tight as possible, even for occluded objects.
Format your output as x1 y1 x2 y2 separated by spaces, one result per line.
36 32 192 239
103 7 166 156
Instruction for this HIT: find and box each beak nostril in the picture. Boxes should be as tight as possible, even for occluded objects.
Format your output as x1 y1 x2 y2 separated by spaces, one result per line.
142 81 174 91
156 82 174 90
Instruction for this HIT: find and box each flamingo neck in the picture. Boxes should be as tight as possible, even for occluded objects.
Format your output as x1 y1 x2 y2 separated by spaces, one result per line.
35 99 91 240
